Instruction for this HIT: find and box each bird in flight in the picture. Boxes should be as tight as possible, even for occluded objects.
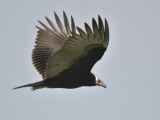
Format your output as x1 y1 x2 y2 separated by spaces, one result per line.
13 11 109 90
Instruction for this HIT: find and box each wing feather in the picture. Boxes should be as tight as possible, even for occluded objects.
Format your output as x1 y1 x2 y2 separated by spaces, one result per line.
54 12 67 35
92 18 100 39
104 18 109 46
77 27 87 39
38 20 53 33
71 16 76 33
98 15 105 40
45 16 59 32
32 12 74 79
85 23 94 40
45 16 109 79
63 11 71 35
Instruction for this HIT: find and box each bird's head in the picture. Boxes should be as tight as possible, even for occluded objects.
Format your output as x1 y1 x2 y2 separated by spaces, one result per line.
95 77 106 88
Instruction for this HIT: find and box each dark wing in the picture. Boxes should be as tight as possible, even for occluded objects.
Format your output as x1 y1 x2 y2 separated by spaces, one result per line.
32 11 76 79
45 16 109 79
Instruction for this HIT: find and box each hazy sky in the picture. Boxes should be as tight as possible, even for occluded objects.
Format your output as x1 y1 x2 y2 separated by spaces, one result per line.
0 0 160 120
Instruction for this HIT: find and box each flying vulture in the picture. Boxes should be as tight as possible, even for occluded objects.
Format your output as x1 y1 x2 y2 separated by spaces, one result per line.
13 11 109 90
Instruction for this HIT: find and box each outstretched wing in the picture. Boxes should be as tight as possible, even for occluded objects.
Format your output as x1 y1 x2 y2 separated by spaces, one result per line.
32 12 76 79
45 16 109 79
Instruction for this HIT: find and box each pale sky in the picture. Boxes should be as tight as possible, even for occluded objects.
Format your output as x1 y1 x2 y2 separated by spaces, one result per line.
0 0 160 120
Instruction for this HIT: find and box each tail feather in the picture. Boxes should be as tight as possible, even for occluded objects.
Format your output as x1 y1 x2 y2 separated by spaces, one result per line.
13 81 45 90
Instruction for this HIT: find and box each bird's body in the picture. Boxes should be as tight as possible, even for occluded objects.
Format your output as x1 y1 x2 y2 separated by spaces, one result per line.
44 72 96 89
13 11 109 90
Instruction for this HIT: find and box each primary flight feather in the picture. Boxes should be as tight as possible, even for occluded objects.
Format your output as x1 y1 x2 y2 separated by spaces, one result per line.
13 11 109 90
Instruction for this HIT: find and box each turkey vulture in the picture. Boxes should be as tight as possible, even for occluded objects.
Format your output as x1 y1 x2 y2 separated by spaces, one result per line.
13 11 109 90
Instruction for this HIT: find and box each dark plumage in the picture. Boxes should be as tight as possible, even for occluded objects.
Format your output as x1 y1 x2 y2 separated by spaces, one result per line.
13 11 109 90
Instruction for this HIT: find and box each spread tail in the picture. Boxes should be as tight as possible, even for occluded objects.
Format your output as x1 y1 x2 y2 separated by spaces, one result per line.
12 81 46 90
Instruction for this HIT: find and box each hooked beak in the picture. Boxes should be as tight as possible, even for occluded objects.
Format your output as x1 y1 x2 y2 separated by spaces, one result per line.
99 81 106 88
96 77 106 88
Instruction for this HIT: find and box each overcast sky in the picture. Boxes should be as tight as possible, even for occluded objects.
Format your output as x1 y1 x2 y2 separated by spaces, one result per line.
0 0 160 120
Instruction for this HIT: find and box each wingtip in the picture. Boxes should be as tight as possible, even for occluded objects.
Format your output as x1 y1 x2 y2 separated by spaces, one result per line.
104 18 109 31
38 20 43 26
71 15 76 33
92 18 97 26
45 16 49 20
104 18 109 41
45 16 50 23
92 18 96 22
54 11 58 17
71 15 73 20
98 15 101 20
35 26 40 29
84 22 88 27
54 12 57 18
76 26 80 30
98 15 103 26
105 18 109 28
84 22 91 30
84 22 89 30
38 20 41 23
63 10 66 15
76 26 83 33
